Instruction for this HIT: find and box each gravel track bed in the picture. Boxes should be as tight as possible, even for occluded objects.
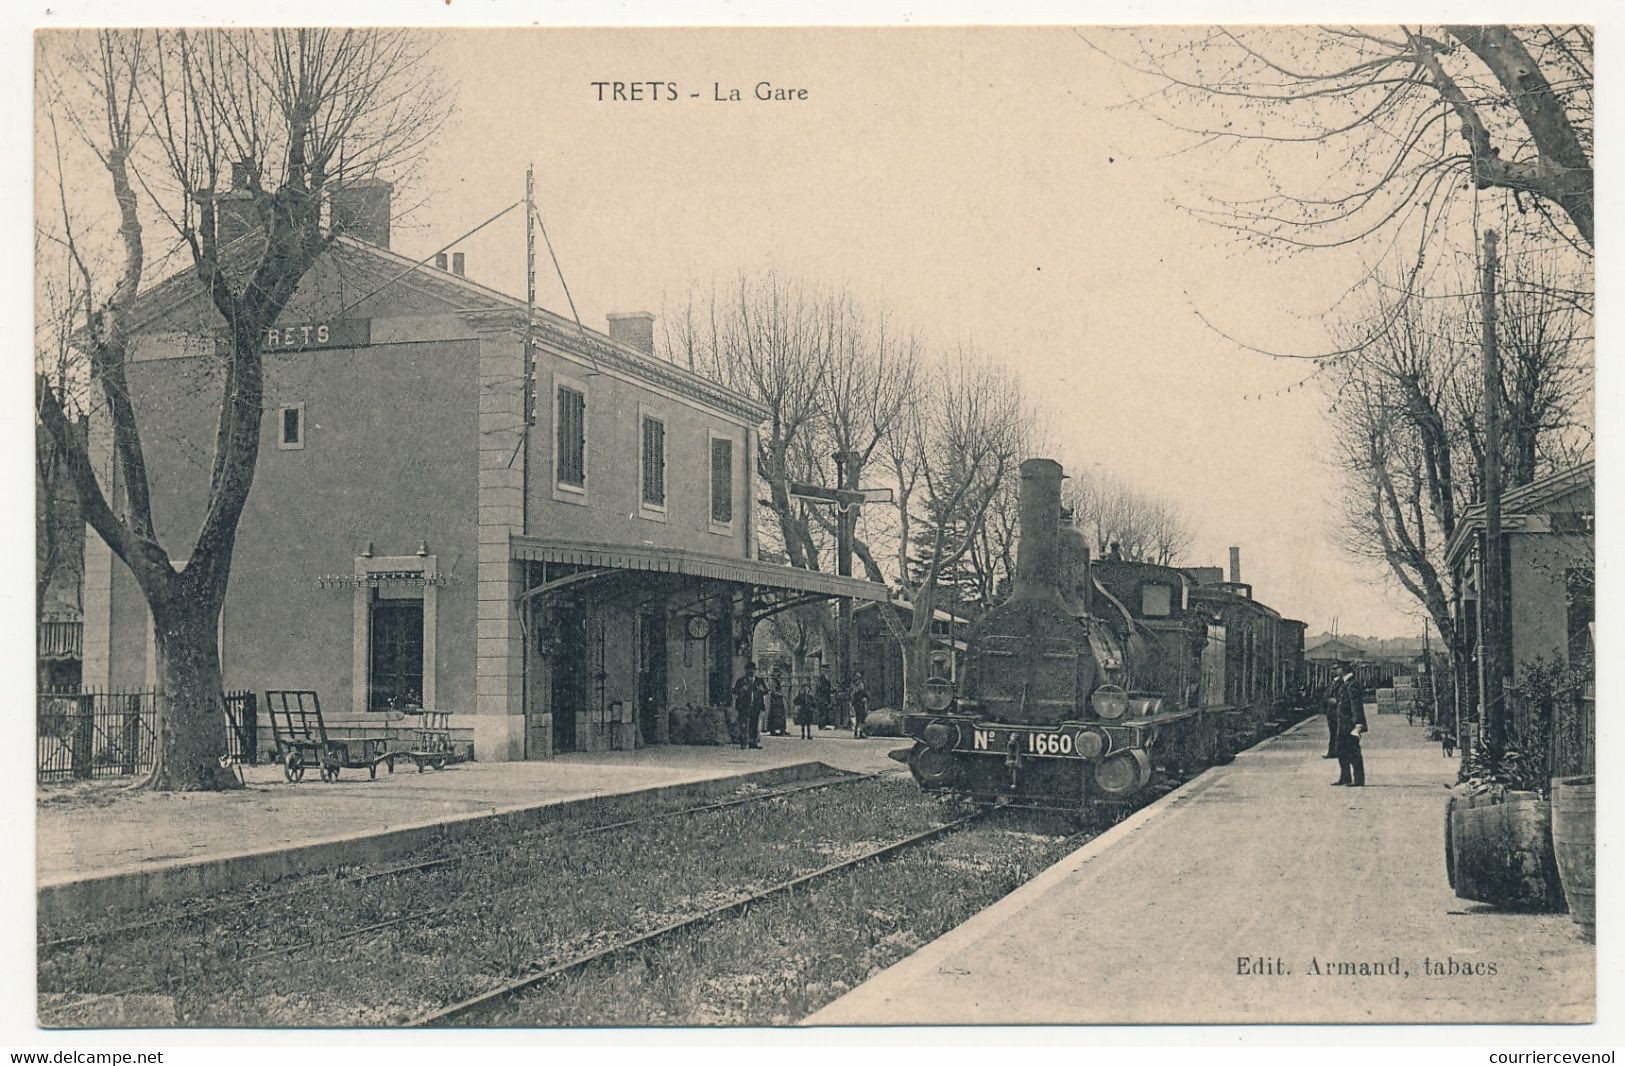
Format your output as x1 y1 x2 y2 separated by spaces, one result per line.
462 815 1087 1027
39 775 961 1027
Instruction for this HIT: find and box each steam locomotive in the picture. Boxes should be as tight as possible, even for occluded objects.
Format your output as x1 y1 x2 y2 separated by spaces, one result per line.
897 458 1319 818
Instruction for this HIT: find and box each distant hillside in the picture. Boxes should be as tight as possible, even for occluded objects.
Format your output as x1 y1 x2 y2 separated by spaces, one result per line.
1306 633 1426 658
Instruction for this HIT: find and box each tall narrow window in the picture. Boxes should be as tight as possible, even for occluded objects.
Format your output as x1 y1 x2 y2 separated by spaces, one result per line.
556 385 586 489
710 436 734 525
1566 567 1594 661
641 415 666 506
277 404 305 450
369 595 424 711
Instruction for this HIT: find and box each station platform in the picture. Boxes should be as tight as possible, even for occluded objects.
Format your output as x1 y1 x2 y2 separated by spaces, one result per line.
809 715 1595 1025
36 731 901 922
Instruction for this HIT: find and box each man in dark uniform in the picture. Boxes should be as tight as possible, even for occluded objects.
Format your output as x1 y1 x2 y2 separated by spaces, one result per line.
814 663 835 730
1331 663 1368 786
732 662 766 749
1323 666 1343 759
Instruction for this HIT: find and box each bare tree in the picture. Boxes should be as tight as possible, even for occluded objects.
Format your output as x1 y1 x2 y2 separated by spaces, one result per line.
1092 26 1593 251
35 29 449 789
1325 244 1591 727
669 273 836 571
36 269 89 621
879 350 1025 707
810 301 918 584
1063 468 1193 566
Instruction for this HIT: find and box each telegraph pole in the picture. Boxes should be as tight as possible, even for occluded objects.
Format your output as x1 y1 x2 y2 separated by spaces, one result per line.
1480 228 1507 761
833 448 859 720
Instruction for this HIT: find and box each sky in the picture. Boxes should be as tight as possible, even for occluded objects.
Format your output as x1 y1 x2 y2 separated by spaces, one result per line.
384 26 1452 637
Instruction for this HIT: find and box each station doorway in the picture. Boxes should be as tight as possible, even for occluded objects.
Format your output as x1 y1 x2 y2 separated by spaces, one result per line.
637 607 667 746
550 595 587 754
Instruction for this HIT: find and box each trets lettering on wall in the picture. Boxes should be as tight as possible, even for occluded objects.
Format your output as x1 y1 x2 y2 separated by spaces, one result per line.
261 318 371 352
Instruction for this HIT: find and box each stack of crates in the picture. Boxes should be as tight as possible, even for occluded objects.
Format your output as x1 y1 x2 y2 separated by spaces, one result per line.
1393 675 1418 716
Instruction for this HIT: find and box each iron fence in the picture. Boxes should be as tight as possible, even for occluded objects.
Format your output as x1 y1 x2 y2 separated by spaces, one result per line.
224 689 258 766
1552 686 1595 779
37 688 160 783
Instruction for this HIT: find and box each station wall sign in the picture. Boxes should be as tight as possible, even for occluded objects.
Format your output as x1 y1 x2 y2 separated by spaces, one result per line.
262 318 371 352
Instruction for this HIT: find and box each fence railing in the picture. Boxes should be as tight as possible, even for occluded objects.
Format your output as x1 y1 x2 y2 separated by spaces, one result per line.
38 620 83 661
37 688 265 783
37 688 160 783
1506 680 1595 784
223 689 257 767
1551 687 1595 779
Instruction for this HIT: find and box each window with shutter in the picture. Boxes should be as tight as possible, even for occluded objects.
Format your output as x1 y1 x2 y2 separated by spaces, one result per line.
710 436 733 525
641 416 666 506
557 385 586 488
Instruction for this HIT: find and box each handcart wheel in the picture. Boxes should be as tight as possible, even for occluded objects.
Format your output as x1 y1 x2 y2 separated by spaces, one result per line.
432 757 447 771
284 751 304 782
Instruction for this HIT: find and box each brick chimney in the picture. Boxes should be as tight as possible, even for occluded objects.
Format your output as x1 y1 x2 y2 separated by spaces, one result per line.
1228 546 1241 584
213 160 261 249
330 178 392 248
607 312 655 355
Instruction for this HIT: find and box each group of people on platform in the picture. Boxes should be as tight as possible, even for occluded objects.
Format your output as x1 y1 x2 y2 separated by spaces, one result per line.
729 663 870 748
1322 660 1369 787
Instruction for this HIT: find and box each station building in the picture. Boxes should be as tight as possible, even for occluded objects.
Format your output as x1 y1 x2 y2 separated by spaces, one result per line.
82 181 887 760
1445 460 1595 695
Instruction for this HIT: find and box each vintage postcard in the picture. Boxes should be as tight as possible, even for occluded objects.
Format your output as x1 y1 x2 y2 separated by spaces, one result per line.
24 15 1601 1040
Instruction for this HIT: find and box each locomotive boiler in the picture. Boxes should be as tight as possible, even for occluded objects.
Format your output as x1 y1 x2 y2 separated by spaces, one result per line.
897 457 1305 817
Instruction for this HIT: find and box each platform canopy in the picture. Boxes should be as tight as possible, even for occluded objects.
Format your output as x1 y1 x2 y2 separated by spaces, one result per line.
509 534 891 608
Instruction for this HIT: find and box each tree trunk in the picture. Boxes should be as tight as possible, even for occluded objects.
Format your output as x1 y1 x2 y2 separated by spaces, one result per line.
147 589 240 791
900 584 936 712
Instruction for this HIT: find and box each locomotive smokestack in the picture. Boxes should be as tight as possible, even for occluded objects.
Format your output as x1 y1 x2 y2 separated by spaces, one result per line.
1229 546 1241 584
1014 458 1065 601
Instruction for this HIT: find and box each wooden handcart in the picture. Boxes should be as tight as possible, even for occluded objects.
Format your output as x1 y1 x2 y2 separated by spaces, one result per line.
265 690 397 782
400 710 464 772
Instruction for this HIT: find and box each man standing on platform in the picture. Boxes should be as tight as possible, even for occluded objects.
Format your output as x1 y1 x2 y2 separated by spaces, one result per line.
815 663 835 730
732 662 766 749
1331 663 1368 787
1323 667 1343 759
849 671 869 738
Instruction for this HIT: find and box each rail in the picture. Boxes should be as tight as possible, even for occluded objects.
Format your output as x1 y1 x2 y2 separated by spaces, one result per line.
39 769 904 956
410 811 985 1026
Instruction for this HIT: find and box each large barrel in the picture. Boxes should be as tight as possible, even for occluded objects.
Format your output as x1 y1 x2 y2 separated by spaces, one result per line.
1551 775 1595 942
1450 790 1565 911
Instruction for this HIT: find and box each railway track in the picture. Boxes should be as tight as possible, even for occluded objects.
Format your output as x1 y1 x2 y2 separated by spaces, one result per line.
409 811 989 1027
39 768 913 1014
39 767 903 956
